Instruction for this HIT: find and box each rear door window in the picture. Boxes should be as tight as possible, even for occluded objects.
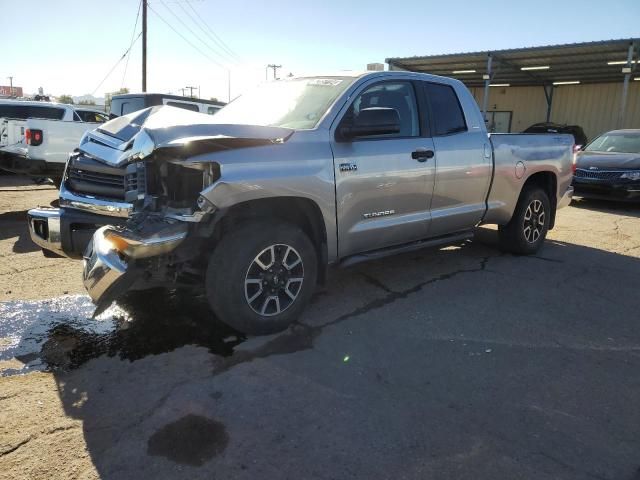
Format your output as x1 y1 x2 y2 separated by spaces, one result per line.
422 83 467 136
207 106 221 115
166 101 200 112
0 105 64 120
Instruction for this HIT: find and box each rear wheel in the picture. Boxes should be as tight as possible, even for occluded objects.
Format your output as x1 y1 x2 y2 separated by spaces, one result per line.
206 220 318 335
498 186 550 254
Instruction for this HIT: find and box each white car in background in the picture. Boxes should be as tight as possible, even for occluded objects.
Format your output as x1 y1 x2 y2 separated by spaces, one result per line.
0 100 107 185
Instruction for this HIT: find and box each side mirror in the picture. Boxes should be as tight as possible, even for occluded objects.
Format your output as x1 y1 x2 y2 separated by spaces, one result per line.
340 107 400 140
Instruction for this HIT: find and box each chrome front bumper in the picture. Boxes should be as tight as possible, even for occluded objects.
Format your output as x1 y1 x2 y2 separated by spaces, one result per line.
82 223 189 306
82 226 129 303
27 207 66 256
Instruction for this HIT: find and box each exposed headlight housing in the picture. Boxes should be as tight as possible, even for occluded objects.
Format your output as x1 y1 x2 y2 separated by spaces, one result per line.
620 171 640 181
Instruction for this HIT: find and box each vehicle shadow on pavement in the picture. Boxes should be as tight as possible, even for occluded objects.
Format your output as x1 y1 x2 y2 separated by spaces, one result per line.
571 197 640 218
0 210 39 253
5 235 640 479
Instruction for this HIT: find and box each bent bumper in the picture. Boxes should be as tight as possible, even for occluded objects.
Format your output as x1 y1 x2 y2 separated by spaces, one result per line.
27 207 65 256
82 223 188 306
27 205 128 258
83 227 132 304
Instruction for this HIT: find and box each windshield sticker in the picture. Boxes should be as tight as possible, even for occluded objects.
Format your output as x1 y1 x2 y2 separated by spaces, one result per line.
307 79 343 87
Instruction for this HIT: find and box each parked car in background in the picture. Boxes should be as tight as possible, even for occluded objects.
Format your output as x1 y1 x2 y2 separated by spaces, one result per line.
523 122 588 147
29 71 575 335
0 100 108 184
572 129 640 202
109 93 226 118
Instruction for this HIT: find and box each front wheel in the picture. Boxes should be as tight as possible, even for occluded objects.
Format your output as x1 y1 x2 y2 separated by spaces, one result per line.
206 220 318 335
498 186 551 254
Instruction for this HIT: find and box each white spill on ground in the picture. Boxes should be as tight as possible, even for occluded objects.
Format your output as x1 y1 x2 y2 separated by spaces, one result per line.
0 295 125 376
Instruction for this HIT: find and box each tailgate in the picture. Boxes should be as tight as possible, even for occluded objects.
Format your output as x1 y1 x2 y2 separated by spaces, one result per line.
0 118 26 148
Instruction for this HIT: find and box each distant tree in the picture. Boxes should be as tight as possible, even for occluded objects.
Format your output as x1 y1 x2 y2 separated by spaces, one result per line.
78 99 96 105
210 97 218 102
57 94 74 104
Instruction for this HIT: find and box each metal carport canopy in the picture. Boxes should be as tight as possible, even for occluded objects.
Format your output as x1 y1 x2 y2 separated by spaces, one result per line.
386 38 639 87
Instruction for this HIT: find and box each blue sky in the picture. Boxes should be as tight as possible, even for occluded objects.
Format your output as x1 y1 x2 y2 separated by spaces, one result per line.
1 0 638 100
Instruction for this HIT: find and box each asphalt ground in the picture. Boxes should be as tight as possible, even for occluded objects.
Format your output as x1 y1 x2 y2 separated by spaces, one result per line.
1 174 639 480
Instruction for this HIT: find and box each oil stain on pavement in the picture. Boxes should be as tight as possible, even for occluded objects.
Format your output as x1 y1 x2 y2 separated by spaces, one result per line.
147 414 229 466
0 289 245 375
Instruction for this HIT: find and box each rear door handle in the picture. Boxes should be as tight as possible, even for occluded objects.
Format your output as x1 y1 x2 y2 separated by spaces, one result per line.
412 149 435 162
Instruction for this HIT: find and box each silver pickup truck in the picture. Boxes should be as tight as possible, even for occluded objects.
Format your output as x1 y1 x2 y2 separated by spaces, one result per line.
28 71 574 334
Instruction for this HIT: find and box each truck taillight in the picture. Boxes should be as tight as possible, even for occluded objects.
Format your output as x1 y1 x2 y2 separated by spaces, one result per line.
571 144 579 173
25 128 43 146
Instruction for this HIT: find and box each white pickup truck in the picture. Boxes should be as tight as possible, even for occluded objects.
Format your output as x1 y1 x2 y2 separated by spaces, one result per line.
0 100 107 183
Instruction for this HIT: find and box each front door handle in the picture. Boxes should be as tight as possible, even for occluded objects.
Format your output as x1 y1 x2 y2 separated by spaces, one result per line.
411 149 435 162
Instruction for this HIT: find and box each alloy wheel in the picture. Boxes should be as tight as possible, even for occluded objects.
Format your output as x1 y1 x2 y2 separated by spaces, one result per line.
244 244 304 316
523 199 545 243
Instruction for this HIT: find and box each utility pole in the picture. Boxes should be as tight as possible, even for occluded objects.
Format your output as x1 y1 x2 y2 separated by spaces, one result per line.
179 88 186 96
267 64 282 80
185 86 197 98
142 0 147 92
7 76 13 97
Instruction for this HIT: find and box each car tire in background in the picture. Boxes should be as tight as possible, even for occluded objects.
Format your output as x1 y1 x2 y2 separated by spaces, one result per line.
206 220 318 335
498 185 551 255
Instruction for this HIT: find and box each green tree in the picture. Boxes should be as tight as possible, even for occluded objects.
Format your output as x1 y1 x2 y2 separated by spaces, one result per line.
57 94 74 104
210 97 218 102
78 99 96 106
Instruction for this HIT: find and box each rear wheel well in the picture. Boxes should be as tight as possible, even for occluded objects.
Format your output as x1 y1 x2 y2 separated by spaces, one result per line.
209 197 328 283
522 171 557 229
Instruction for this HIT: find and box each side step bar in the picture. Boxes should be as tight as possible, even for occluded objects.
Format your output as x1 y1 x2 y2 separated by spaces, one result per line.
339 230 474 268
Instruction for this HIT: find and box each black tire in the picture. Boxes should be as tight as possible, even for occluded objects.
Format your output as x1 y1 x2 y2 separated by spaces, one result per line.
498 185 551 255
206 220 318 335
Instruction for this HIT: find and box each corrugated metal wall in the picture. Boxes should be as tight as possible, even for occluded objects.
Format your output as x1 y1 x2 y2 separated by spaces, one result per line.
469 86 547 133
469 82 640 141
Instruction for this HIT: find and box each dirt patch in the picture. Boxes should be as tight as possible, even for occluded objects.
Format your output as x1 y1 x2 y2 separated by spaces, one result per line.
0 175 83 301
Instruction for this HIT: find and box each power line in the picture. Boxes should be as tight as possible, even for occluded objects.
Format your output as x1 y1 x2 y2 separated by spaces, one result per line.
121 0 143 89
176 1 238 64
91 32 142 96
181 1 241 63
157 0 230 68
147 3 228 70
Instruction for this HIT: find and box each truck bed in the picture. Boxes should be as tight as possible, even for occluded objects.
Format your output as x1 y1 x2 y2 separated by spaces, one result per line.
484 133 574 225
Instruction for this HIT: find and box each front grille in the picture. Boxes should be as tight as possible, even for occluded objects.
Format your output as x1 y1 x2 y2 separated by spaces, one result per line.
66 153 144 202
574 169 623 181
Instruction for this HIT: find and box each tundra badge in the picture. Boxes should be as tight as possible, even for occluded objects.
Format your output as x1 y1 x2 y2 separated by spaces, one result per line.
363 210 395 219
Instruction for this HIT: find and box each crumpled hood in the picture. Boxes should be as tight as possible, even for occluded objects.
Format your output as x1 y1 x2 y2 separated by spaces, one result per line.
577 151 640 170
80 106 294 167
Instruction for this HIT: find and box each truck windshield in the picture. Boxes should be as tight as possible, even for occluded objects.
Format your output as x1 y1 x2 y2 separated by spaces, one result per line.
585 132 640 154
212 77 355 129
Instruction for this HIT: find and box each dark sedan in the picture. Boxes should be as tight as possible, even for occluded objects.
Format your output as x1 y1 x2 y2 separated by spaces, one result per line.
572 129 640 202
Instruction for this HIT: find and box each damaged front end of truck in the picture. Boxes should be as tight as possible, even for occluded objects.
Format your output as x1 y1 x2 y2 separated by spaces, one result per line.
78 106 293 314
